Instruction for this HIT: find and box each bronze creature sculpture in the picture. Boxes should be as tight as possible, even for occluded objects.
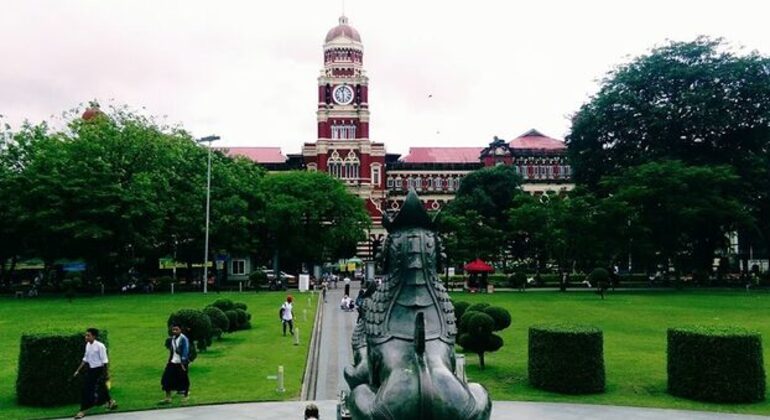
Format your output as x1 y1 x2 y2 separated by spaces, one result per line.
342 189 491 419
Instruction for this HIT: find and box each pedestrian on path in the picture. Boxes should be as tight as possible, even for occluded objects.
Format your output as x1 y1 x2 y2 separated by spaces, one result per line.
321 280 328 303
281 295 294 336
343 275 351 297
160 324 190 404
72 328 118 419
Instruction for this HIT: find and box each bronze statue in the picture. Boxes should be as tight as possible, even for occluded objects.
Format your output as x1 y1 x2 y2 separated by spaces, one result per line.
343 189 491 419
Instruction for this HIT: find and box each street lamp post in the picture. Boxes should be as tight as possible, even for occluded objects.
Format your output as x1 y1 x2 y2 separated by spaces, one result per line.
198 135 221 294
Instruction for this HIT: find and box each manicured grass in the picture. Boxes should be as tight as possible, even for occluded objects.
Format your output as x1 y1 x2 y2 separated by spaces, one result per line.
0 291 318 420
454 290 770 415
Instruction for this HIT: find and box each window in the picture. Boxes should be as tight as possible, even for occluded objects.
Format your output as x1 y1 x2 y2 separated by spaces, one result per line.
331 124 357 140
455 177 462 190
371 165 382 186
232 259 246 276
415 176 423 191
447 177 455 191
434 177 443 190
387 177 394 189
327 150 343 178
343 151 360 180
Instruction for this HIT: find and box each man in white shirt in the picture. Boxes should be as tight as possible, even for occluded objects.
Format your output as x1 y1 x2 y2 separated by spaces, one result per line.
281 296 294 336
73 328 117 418
344 275 351 296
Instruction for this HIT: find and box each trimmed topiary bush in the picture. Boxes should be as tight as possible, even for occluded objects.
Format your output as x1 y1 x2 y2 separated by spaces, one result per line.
667 326 765 403
167 309 213 351
211 298 235 312
233 302 248 311
17 330 108 406
466 302 490 313
203 306 229 339
453 301 470 327
234 308 248 328
225 310 239 332
457 304 511 369
529 324 605 394
483 306 511 331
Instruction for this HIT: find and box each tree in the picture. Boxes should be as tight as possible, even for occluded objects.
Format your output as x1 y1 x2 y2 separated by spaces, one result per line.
259 171 370 272
456 303 511 369
437 166 523 266
600 160 752 274
568 37 770 254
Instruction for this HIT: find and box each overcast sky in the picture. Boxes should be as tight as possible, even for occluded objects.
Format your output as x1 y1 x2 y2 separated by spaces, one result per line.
1 1 769 155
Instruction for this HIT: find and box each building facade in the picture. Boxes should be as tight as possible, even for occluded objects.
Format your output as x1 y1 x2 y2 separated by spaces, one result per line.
220 16 573 257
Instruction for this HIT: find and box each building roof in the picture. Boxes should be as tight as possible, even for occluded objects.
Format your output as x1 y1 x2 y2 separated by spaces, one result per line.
400 147 483 163
325 16 361 43
218 147 287 164
509 129 565 150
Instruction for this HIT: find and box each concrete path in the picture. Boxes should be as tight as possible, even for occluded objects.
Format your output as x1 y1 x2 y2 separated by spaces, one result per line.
314 279 360 400
79 400 770 419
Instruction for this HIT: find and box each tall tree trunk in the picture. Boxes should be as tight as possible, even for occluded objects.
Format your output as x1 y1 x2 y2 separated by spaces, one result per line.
478 352 485 369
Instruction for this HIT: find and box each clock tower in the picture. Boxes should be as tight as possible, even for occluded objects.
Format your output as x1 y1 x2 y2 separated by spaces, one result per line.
302 16 387 228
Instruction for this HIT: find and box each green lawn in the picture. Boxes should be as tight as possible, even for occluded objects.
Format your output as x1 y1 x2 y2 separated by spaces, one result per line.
0 291 318 420
455 290 770 415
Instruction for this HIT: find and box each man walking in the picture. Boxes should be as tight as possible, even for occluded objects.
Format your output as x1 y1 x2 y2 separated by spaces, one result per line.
281 295 294 336
73 328 118 419
160 323 190 404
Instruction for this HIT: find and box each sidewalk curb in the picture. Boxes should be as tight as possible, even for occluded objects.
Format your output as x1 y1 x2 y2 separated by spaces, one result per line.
300 290 324 401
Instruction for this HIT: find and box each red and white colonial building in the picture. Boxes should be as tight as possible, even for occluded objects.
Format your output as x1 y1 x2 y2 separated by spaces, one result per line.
220 16 573 257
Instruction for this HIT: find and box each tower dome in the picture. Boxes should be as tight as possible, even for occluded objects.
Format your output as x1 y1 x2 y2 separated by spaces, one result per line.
325 16 361 43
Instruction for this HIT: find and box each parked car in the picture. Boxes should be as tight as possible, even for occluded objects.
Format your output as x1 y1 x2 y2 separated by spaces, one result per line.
263 270 297 289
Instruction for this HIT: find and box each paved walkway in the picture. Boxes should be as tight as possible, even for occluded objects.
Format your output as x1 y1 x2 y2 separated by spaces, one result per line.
314 279 360 400
79 400 770 419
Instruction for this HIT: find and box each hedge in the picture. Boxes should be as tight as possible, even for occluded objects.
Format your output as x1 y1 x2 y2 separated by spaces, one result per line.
667 326 765 403
17 330 108 406
203 306 230 338
528 324 605 394
167 309 213 350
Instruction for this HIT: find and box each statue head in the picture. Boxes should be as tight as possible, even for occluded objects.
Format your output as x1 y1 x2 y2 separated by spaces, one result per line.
382 189 440 275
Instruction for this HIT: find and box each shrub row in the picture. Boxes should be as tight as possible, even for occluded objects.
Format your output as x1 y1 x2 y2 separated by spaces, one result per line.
166 299 252 356
528 324 605 394
457 316 765 403
17 330 108 407
668 326 765 403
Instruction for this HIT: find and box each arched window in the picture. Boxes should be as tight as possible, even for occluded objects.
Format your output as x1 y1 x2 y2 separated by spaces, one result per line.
343 151 360 180
327 150 343 179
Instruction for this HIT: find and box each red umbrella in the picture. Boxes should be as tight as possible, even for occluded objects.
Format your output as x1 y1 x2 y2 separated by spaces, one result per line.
464 258 495 273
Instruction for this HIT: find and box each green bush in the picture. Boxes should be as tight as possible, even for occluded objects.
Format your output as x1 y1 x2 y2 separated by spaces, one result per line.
454 301 470 326
528 324 605 394
249 269 267 289
233 302 248 311
17 330 108 406
211 298 235 312
156 276 174 289
510 272 527 288
225 310 239 332
483 306 512 331
667 326 765 403
457 305 511 369
587 268 609 285
234 308 248 327
203 306 229 338
167 309 213 351
466 302 490 313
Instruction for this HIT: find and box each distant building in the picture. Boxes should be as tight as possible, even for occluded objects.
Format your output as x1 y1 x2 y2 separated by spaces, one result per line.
218 16 574 258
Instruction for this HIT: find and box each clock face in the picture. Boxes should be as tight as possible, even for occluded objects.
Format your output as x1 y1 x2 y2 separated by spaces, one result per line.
333 85 354 105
